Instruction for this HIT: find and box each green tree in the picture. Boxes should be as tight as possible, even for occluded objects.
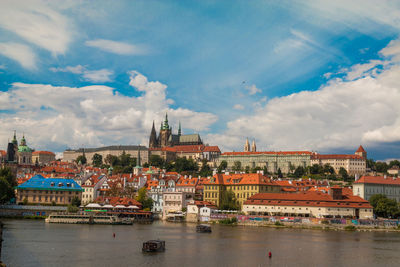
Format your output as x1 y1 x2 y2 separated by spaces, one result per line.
136 187 153 211
369 194 400 218
76 155 87 165
389 160 400 169
233 161 242 172
366 158 375 169
67 204 79 213
219 190 239 210
71 196 81 207
149 155 165 168
199 159 212 177
323 164 335 175
245 166 250 174
174 157 198 173
217 160 228 173
104 154 119 166
375 161 389 173
310 164 323 175
338 167 349 181
277 168 283 178
0 167 16 204
294 166 305 177
92 153 103 167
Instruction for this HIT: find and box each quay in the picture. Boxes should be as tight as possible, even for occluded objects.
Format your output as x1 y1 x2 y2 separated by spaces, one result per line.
45 213 132 225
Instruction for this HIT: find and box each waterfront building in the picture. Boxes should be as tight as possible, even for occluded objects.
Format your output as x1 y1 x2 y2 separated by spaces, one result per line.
32 151 56 165
147 174 178 214
175 176 198 193
217 151 312 174
16 174 82 205
203 173 281 208
243 187 373 219
162 190 195 218
353 176 400 202
186 200 217 222
310 146 367 175
387 166 400 176
63 145 149 165
81 174 107 204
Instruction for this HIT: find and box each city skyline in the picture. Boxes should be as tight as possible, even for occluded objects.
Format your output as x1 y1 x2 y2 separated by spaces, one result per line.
1 1 400 160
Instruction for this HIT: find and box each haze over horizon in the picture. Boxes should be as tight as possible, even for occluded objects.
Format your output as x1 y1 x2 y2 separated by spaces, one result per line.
1 0 400 160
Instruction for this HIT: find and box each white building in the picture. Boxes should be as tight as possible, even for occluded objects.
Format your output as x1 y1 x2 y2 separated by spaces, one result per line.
353 176 400 202
162 191 195 218
81 174 106 204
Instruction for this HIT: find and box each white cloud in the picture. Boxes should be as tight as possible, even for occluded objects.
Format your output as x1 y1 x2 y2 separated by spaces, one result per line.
82 69 113 83
0 0 72 55
85 39 145 55
50 65 113 83
233 104 244 110
205 39 400 153
245 84 261 95
0 42 36 69
0 72 217 152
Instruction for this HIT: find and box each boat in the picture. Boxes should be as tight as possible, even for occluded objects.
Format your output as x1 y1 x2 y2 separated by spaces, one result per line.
45 213 133 225
142 240 166 252
196 224 212 233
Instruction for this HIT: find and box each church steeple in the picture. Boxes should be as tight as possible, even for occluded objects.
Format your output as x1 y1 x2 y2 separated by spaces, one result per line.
244 138 250 152
12 130 18 146
162 113 169 130
251 139 256 152
178 121 182 136
149 121 157 148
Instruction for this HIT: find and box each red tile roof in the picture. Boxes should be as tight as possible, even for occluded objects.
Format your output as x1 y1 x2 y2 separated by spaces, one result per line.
311 154 364 160
244 191 371 209
356 145 366 153
354 176 400 185
95 196 142 208
222 151 312 156
32 151 55 155
203 173 277 186
0 150 6 157
203 146 221 152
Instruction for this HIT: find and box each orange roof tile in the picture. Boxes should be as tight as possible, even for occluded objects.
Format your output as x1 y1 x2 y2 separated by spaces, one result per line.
356 145 366 153
222 151 312 156
354 176 400 185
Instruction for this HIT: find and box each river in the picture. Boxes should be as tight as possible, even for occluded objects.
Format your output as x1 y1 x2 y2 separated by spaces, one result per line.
1 219 400 267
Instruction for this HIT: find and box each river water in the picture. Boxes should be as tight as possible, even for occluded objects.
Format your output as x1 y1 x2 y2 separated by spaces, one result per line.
2 219 400 267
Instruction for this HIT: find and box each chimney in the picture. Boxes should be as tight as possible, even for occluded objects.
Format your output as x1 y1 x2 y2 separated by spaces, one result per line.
330 186 343 200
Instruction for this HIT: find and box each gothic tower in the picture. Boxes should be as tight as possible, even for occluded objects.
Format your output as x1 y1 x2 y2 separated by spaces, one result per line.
251 139 256 152
159 113 171 147
149 121 158 148
244 138 250 152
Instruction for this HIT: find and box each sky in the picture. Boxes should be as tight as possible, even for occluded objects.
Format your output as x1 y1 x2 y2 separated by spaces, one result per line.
1 0 400 160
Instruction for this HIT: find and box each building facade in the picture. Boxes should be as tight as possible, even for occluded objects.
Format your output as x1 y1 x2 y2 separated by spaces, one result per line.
353 176 400 202
311 146 367 175
16 175 82 205
243 187 373 219
203 173 281 208
63 145 149 164
217 151 312 174
32 151 56 165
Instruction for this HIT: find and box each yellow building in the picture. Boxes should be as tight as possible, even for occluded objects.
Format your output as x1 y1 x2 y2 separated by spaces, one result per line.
203 173 280 208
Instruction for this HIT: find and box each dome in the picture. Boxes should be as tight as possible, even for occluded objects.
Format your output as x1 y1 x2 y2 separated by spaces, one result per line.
18 145 33 153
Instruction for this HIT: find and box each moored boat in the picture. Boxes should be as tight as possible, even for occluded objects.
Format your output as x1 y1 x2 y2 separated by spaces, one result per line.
45 213 132 225
196 224 212 233
142 240 166 252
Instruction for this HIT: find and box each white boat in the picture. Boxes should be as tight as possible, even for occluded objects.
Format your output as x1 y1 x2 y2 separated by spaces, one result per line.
45 213 132 225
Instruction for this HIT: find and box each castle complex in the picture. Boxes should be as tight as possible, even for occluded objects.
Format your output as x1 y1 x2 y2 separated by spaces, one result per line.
149 113 203 148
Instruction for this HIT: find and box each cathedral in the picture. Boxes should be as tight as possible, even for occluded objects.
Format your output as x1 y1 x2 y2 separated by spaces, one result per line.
149 113 203 148
6 131 34 164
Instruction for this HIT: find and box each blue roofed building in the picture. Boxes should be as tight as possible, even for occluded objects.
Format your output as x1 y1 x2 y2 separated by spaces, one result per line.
17 175 83 205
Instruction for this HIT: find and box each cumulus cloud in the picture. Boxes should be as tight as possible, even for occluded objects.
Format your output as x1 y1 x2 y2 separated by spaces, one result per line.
233 104 244 110
50 65 113 83
0 72 217 152
204 39 400 153
0 43 36 69
0 0 72 55
245 84 261 95
85 39 145 55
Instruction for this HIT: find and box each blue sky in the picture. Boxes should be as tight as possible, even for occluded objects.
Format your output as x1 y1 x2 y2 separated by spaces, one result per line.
1 0 400 160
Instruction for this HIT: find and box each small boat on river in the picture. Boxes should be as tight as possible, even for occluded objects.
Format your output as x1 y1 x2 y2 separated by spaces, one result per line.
142 240 166 252
196 224 212 233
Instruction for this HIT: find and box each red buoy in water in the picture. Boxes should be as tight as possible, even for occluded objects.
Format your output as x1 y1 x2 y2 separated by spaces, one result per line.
113 233 116 238
268 251 272 258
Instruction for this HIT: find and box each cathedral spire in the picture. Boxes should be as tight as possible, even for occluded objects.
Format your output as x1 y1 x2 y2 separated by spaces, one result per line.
149 121 157 148
12 130 18 145
178 121 181 136
244 138 250 152
251 139 256 152
162 112 169 130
